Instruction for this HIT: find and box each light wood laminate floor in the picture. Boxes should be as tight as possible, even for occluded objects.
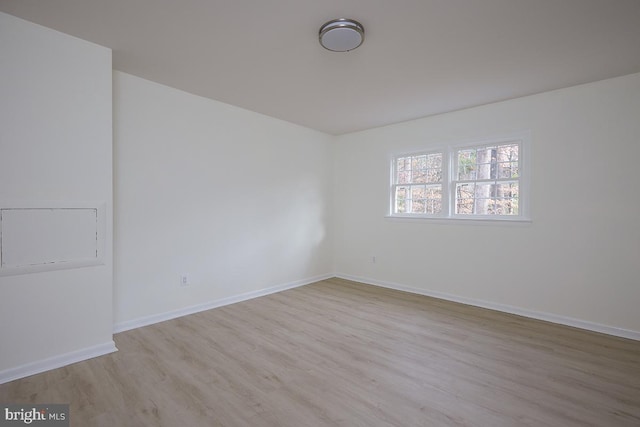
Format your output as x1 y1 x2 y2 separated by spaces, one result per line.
1 278 639 426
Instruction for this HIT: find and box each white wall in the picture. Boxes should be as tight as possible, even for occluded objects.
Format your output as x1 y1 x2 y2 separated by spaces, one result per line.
113 72 333 328
334 73 640 336
0 12 114 378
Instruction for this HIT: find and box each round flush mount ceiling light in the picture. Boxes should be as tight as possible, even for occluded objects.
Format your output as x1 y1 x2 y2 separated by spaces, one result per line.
319 18 365 52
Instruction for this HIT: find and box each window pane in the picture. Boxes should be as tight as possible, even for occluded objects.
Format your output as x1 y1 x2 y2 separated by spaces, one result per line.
411 185 426 199
475 147 495 180
475 183 496 214
394 183 442 215
495 182 519 198
455 183 474 214
412 199 426 214
425 186 441 198
397 157 410 172
455 182 520 215
456 183 475 199
411 185 425 214
412 155 427 170
456 198 474 214
412 169 427 183
458 144 520 182
494 183 519 215
410 185 443 215
395 186 408 213
458 150 476 180
426 199 442 214
455 183 493 214
396 158 410 184
425 186 442 214
496 144 519 178
395 153 442 188
496 144 518 162
497 162 519 178
426 168 441 183
398 170 411 184
426 153 443 183
494 198 519 215
426 153 442 169
475 198 494 215
410 155 426 183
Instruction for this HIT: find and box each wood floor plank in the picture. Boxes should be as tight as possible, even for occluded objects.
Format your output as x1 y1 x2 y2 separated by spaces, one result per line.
1 278 639 426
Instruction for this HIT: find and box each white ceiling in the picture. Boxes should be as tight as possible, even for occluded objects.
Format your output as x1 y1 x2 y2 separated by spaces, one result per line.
1 0 640 135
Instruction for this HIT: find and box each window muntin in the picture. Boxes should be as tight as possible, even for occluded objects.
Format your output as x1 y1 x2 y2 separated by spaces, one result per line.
391 137 527 220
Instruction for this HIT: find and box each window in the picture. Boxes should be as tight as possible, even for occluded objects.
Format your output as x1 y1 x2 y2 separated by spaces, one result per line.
454 143 520 216
391 135 529 220
393 152 443 214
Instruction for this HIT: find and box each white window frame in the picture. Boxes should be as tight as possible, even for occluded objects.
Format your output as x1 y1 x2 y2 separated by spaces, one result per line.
390 150 447 217
389 132 531 222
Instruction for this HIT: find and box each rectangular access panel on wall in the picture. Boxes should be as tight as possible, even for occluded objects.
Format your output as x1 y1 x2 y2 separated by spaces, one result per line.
0 204 105 276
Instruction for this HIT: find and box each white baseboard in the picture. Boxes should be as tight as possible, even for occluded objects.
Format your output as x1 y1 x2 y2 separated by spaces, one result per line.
0 341 118 384
335 273 640 341
113 273 334 333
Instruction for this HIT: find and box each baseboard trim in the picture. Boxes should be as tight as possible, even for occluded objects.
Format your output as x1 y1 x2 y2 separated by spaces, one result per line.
335 273 640 341
0 341 118 384
113 273 334 333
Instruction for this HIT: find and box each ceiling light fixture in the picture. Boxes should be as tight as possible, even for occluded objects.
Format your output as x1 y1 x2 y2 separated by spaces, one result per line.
319 18 365 52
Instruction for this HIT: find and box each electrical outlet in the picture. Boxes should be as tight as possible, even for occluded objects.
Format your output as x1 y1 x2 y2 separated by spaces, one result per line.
179 274 190 287
371 256 377 264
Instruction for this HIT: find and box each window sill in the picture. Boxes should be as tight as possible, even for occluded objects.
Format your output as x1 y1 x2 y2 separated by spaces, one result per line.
385 215 532 226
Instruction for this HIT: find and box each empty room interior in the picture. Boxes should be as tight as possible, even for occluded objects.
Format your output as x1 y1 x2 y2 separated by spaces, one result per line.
1 1 640 425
